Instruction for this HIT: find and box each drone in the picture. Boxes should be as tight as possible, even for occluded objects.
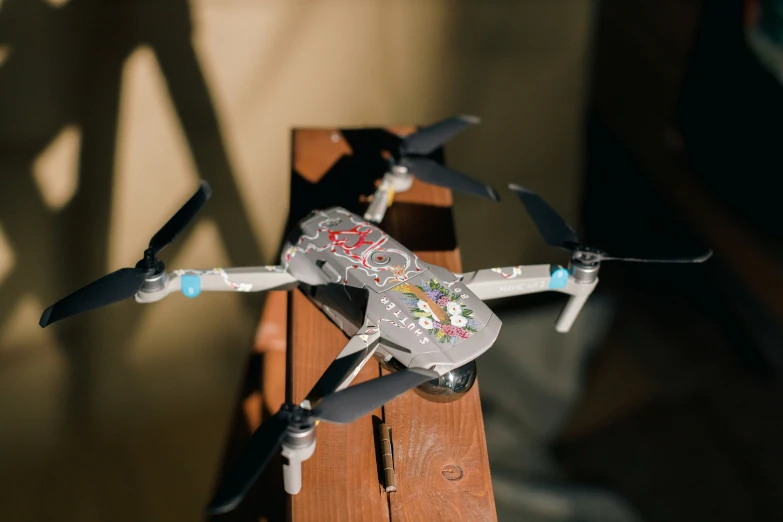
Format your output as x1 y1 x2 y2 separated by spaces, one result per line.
38 129 712 516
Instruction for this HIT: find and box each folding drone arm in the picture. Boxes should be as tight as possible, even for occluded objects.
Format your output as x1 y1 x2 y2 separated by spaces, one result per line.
459 263 598 333
300 323 381 409
134 266 299 303
363 168 414 223
279 325 380 496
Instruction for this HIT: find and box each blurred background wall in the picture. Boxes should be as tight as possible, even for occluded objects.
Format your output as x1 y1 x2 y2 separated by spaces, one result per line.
0 1 596 521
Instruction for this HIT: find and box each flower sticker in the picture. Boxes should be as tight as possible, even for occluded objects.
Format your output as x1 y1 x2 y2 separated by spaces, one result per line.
392 278 481 345
426 289 444 301
419 317 434 329
450 315 468 327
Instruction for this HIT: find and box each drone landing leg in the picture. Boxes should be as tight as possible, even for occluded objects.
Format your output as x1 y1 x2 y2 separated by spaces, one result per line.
555 294 590 333
363 169 414 223
281 441 317 495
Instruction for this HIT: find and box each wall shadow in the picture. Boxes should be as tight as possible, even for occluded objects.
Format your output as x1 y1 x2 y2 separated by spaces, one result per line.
0 0 265 518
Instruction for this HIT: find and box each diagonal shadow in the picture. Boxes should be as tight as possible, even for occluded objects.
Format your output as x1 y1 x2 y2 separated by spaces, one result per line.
0 0 266 518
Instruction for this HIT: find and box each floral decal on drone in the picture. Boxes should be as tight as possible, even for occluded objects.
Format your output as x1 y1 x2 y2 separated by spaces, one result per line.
392 279 480 345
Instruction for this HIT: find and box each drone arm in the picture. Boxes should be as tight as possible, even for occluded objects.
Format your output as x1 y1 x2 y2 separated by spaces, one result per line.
363 177 395 223
135 266 299 303
300 323 381 409
459 264 567 299
459 264 597 333
281 324 380 495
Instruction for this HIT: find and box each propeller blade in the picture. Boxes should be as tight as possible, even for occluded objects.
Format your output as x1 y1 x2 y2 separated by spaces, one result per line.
148 180 212 255
508 183 579 250
400 157 499 201
401 115 480 156
597 250 713 263
206 410 290 515
39 267 147 328
312 368 439 425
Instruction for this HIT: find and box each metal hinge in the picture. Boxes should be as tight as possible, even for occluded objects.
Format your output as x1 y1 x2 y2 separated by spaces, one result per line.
379 422 396 492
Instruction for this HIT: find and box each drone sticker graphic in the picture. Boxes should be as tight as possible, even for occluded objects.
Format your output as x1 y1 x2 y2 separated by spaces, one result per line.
38 117 712 515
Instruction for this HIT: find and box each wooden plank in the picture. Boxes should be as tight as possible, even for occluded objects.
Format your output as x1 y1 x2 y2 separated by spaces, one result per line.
288 126 497 521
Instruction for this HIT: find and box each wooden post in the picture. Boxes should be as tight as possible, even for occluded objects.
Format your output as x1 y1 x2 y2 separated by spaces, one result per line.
212 124 497 521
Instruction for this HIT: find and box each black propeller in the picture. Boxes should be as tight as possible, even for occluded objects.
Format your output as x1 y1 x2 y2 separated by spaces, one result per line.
508 183 713 264
388 115 500 202
39 180 212 328
206 367 439 515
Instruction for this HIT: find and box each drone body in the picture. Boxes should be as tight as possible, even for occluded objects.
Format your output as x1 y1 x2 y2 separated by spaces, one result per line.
130 203 594 413
281 207 501 387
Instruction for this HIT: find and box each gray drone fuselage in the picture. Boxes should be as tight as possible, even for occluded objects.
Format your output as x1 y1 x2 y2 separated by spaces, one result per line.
281 207 501 376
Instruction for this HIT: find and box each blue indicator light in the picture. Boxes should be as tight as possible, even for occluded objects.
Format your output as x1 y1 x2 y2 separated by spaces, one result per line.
548 267 569 289
181 274 201 298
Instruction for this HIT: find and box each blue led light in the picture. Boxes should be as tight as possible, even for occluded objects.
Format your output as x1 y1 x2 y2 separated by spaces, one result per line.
548 267 569 289
181 274 201 298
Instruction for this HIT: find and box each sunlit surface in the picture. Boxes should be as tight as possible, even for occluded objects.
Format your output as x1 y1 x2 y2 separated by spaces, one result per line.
0 223 14 287
0 45 9 68
33 124 81 211
112 45 196 270
190 1 456 261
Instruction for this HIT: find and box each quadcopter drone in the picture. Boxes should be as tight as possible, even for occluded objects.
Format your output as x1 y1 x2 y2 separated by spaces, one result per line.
38 119 712 515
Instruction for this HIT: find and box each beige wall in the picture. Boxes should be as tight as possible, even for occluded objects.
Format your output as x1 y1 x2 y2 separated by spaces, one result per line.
0 1 595 520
